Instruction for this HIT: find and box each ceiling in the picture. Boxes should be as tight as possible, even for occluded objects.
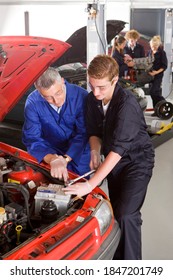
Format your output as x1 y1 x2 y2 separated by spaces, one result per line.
0 0 172 4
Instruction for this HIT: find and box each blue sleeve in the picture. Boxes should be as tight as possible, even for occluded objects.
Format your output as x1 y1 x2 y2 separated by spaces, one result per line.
111 99 142 156
22 94 58 162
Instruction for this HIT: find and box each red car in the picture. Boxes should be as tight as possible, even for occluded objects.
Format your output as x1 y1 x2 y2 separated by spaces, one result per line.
0 36 120 260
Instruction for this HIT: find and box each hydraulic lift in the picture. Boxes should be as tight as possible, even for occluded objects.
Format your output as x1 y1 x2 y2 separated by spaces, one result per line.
86 1 107 66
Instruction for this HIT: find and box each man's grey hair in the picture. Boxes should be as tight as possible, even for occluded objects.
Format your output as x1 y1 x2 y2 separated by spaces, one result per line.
35 67 62 89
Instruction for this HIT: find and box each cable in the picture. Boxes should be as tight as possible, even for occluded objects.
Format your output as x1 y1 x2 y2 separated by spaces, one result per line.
94 15 107 53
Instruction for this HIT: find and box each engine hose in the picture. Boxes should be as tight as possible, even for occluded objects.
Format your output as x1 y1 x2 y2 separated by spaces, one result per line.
0 183 33 230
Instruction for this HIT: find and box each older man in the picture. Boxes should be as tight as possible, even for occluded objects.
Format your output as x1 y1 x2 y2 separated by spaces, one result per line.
22 67 90 182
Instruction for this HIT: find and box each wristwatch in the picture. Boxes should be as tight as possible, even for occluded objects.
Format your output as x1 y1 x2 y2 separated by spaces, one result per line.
62 155 71 163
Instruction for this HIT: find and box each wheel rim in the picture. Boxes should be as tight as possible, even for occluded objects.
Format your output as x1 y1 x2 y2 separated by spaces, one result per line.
155 101 173 120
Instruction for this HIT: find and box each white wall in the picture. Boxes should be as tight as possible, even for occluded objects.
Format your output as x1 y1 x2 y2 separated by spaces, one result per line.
0 1 172 41
0 2 130 41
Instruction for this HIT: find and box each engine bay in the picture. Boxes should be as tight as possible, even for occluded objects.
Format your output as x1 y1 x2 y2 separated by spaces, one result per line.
0 153 83 257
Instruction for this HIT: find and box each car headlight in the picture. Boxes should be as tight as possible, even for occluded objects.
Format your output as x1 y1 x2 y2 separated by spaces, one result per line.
92 200 113 235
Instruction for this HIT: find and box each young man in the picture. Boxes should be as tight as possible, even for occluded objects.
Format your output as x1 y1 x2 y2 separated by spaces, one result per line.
22 67 90 182
63 55 155 260
124 29 145 58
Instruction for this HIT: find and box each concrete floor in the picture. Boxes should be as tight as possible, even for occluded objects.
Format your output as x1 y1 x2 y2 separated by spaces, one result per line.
142 138 173 259
142 92 173 260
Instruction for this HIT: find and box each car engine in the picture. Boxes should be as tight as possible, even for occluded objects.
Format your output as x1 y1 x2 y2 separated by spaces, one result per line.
0 155 74 256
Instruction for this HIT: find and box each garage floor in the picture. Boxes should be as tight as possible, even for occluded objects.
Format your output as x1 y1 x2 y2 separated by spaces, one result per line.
142 92 173 260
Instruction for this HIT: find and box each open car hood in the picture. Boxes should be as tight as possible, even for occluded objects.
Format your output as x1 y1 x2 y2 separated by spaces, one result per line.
53 20 127 66
0 36 70 121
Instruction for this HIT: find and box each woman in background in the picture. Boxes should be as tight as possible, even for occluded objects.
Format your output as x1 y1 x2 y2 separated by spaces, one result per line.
111 35 134 78
148 35 167 112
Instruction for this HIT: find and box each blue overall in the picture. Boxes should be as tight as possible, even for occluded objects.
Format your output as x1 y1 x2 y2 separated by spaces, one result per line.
22 81 90 175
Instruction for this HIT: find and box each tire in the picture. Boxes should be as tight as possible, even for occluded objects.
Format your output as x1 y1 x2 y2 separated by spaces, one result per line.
155 100 173 120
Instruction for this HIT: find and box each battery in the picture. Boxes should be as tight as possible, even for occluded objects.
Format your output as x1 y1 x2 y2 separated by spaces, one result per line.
34 184 71 216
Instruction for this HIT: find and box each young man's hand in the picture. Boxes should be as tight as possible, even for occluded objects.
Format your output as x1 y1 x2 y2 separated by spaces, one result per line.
63 181 93 197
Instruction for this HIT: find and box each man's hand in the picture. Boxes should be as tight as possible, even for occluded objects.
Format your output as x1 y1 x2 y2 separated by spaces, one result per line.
124 54 132 63
50 156 68 182
90 150 101 170
63 181 93 197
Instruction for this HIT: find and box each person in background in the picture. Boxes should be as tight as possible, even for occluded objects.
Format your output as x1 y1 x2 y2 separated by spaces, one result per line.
111 35 135 78
22 67 90 182
124 29 145 58
148 35 168 113
63 54 155 260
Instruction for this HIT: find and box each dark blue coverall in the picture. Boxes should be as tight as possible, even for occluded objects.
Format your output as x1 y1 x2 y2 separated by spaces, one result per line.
112 49 129 78
22 81 90 175
148 47 168 108
86 83 155 260
124 43 145 58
